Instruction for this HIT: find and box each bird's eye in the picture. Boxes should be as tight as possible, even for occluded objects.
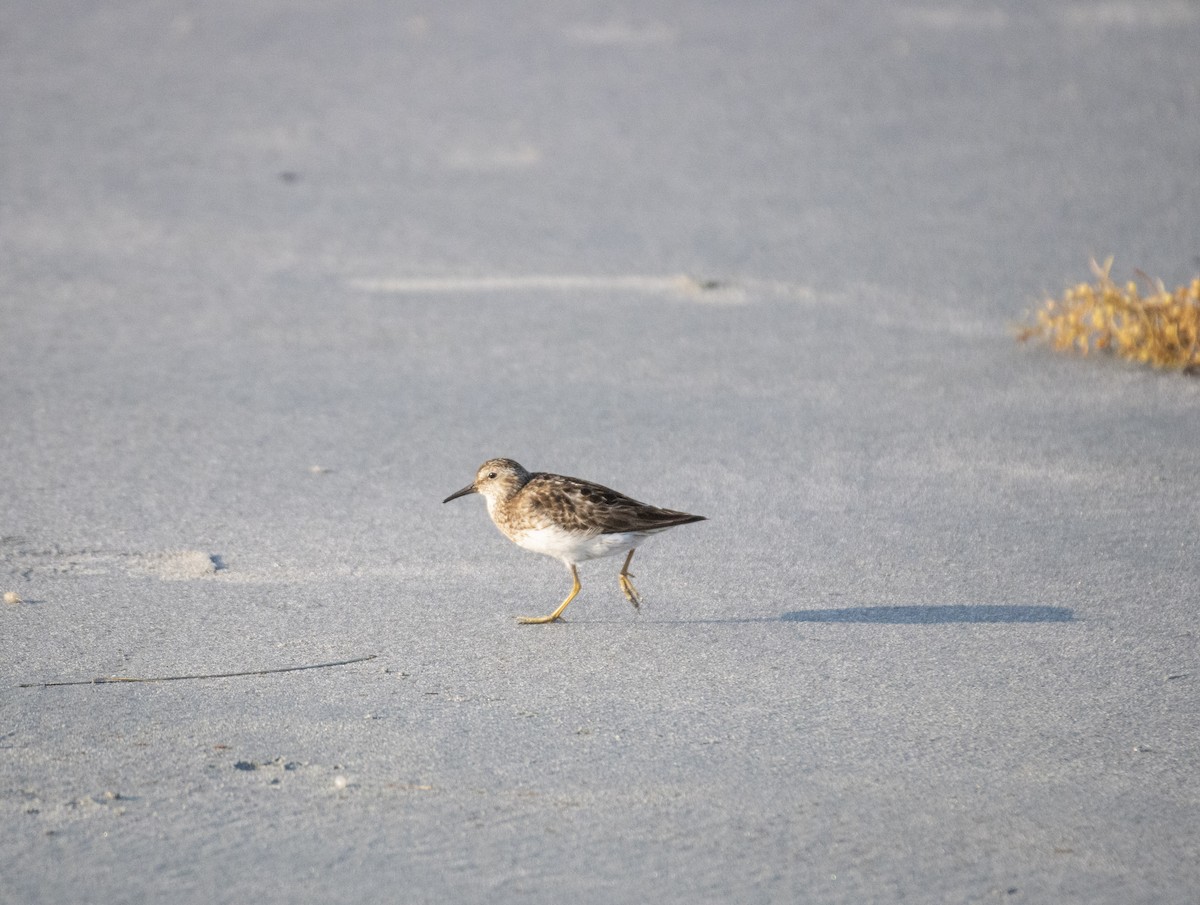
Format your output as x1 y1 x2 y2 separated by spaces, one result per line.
487 472 497 479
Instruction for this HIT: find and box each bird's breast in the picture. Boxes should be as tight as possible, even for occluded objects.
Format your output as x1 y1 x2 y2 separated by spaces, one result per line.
507 525 645 565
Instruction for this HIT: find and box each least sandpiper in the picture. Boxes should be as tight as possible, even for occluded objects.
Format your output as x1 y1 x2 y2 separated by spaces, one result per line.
443 458 706 624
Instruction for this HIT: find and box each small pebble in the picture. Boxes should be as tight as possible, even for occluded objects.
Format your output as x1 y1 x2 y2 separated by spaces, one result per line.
332 775 349 790
3 591 22 605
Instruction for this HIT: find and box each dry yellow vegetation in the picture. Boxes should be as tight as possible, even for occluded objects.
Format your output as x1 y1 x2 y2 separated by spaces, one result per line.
1018 258 1200 373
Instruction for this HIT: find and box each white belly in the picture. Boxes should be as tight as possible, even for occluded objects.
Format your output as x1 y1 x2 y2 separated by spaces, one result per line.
510 526 646 566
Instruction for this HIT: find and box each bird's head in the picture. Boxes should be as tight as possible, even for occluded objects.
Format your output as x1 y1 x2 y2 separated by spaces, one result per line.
443 458 532 511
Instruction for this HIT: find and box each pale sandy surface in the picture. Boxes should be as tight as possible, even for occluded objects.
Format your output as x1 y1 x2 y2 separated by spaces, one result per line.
2 2 1199 903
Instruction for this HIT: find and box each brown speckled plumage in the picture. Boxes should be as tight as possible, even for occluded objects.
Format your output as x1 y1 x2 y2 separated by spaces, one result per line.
505 470 704 535
443 458 706 624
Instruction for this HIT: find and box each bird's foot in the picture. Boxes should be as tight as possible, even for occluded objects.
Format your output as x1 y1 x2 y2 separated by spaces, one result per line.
517 613 565 625
619 573 642 609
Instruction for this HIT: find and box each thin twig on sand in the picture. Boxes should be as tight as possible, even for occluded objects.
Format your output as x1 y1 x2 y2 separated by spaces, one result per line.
19 654 378 688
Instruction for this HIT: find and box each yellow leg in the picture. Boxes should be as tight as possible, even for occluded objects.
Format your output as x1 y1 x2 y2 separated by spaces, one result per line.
518 565 581 624
618 550 641 609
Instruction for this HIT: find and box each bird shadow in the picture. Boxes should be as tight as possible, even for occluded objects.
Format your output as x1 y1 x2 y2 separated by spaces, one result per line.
780 604 1074 624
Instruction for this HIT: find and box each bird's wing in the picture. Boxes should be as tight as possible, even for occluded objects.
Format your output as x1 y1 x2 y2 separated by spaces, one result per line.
522 474 706 535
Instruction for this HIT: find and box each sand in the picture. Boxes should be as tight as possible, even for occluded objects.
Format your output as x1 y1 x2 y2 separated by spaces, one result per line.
2 2 1199 903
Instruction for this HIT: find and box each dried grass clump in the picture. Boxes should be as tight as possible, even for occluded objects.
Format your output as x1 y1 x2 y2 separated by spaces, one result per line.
1018 258 1200 373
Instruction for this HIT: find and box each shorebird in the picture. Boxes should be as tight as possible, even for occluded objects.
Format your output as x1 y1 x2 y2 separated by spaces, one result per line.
443 458 706 623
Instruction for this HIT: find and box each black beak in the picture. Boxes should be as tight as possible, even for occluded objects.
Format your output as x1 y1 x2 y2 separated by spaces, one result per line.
442 483 477 504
